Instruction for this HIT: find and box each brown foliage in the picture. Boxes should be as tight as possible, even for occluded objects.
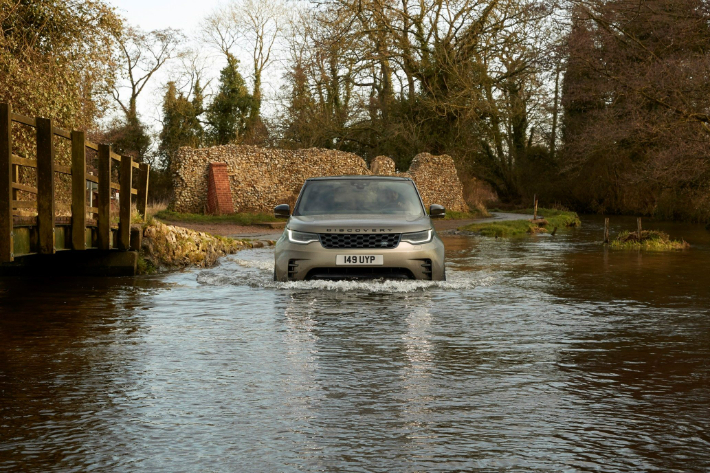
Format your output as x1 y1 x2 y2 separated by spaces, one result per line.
561 0 710 221
277 0 559 202
0 0 122 133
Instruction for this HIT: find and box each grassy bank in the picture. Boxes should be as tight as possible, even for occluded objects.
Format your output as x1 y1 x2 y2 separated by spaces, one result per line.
459 208 580 237
444 209 491 220
610 230 690 251
154 210 278 225
510 208 582 228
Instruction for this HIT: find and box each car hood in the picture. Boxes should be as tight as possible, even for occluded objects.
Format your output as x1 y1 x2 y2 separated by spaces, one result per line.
288 214 432 234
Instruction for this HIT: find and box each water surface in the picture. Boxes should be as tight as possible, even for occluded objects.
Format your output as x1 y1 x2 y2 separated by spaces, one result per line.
1 215 709 471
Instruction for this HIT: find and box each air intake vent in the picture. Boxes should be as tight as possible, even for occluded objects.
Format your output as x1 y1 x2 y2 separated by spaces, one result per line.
287 259 299 280
420 259 433 280
319 233 400 249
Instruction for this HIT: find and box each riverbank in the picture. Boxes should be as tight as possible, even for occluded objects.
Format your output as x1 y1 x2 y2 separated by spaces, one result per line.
456 208 581 237
138 220 270 274
152 210 279 236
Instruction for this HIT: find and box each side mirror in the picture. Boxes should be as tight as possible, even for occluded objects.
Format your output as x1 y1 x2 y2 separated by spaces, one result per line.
429 204 445 218
274 204 290 218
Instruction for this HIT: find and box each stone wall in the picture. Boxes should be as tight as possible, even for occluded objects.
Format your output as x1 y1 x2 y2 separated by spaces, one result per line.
171 144 468 213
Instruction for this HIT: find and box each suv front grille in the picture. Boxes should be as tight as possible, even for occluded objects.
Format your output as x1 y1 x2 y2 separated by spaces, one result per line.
319 233 401 249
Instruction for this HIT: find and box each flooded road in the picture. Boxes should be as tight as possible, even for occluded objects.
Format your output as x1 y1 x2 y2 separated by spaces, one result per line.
1 215 709 472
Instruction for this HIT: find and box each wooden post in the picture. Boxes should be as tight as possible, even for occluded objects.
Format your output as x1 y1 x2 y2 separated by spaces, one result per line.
71 130 86 250
0 103 12 262
36 117 55 254
97 144 111 250
534 198 539 220
136 162 149 220
119 155 132 250
11 163 18 200
637 217 642 239
604 218 610 244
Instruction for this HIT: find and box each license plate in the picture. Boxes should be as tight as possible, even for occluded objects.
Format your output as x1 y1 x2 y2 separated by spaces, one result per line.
336 255 383 266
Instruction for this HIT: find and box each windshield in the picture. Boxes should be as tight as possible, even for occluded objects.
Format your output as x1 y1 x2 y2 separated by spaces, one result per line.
294 179 425 217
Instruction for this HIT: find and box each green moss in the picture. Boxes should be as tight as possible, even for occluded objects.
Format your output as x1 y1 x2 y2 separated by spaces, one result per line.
154 210 278 225
137 255 156 275
459 209 580 237
459 219 541 237
610 230 690 251
511 208 581 227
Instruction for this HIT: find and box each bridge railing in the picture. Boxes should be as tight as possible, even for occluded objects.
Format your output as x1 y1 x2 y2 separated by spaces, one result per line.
0 103 149 262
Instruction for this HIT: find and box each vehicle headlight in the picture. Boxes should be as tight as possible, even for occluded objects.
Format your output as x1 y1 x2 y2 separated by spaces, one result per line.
287 228 320 244
401 229 433 244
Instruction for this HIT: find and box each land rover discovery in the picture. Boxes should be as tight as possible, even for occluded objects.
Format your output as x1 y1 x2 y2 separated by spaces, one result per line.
273 176 446 281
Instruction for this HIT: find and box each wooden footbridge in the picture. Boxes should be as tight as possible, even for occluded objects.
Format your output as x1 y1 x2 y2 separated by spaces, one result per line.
0 103 149 275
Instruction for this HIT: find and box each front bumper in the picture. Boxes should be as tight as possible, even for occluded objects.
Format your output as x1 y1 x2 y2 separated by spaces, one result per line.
274 235 445 281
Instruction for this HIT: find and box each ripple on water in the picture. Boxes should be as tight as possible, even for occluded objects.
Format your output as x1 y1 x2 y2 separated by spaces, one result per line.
2 226 710 473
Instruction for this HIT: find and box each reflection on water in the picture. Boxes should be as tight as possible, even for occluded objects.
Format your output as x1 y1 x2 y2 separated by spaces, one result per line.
1 215 709 471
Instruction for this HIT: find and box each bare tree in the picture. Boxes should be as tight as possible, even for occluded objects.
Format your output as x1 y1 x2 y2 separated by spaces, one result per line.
166 47 214 99
561 0 710 219
112 27 184 123
240 0 286 120
202 0 286 122
201 6 242 58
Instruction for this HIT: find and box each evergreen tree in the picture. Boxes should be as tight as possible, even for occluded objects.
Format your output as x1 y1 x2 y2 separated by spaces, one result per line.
206 55 253 145
158 81 204 170
280 64 321 148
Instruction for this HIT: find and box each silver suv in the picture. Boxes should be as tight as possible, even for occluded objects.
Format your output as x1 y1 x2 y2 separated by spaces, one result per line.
273 176 446 281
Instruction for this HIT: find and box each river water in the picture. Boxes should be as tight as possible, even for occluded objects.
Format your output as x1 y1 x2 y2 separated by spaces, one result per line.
1 216 709 472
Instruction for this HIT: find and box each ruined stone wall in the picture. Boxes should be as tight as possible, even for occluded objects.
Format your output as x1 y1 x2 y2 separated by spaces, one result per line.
171 144 468 213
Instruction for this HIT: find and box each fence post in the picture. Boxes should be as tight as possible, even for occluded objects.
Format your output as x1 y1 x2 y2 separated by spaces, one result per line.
0 103 12 262
136 163 149 220
604 218 610 244
637 217 642 239
97 144 111 250
119 155 132 250
11 163 18 201
36 118 55 254
71 130 86 250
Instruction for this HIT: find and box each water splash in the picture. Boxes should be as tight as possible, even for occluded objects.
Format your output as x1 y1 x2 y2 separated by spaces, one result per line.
232 258 275 271
196 249 493 293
